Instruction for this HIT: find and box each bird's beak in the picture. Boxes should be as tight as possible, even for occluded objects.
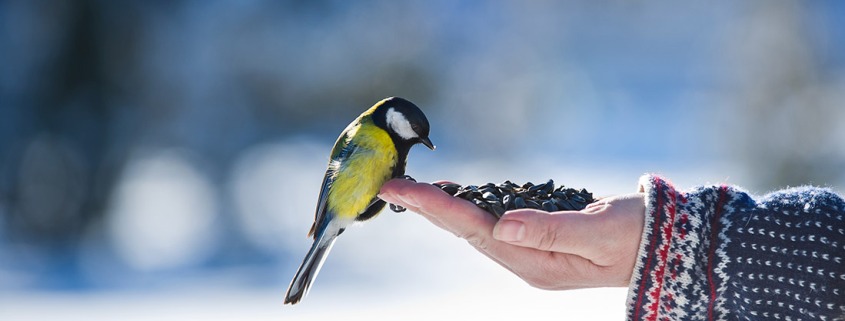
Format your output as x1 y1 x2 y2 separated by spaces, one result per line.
420 137 436 150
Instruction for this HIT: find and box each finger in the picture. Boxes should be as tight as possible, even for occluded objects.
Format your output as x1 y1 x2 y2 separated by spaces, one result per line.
379 179 497 239
493 209 604 260
380 179 541 258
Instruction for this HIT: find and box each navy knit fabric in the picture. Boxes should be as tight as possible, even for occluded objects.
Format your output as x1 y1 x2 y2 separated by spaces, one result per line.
626 175 845 321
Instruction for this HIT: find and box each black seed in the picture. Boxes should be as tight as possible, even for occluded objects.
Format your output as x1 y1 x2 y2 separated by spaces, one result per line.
502 194 513 210
513 196 527 209
527 183 545 193
479 186 498 197
430 180 593 219
542 200 558 212
499 180 518 190
440 183 460 196
541 180 555 194
482 191 499 202
562 198 578 210
554 198 572 210
490 204 506 218
472 198 491 212
389 203 407 213
503 188 515 198
552 191 567 199
454 189 471 199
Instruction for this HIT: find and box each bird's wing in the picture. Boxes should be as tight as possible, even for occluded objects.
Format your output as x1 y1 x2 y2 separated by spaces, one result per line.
308 132 358 238
307 168 333 238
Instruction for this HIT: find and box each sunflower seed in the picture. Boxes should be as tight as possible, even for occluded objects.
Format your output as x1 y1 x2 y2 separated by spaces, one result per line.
513 196 527 209
432 179 594 219
502 194 514 210
489 203 506 218
440 184 460 195
541 200 557 212
482 191 499 202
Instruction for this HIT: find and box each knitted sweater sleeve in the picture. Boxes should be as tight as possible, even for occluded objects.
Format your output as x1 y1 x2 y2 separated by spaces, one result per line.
625 175 845 321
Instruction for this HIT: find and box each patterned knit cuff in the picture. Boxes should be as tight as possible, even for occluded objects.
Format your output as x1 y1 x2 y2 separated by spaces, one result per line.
624 175 845 320
624 174 733 321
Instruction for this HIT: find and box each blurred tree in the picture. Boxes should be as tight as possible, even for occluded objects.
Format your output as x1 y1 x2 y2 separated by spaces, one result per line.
0 1 146 288
4 0 111 247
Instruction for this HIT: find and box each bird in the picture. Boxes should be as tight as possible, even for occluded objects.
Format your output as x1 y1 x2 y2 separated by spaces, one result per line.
284 97 435 304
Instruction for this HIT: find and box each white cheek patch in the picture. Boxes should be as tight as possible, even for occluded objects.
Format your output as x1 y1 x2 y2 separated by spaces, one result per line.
386 107 417 140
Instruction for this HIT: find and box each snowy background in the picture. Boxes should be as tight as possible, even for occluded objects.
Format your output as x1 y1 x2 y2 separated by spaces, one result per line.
1 1 844 320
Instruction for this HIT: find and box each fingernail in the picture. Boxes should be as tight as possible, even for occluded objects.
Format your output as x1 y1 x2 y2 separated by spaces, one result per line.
377 193 399 205
396 193 420 208
494 220 525 242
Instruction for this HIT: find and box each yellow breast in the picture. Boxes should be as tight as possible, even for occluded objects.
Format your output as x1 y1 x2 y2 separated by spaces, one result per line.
326 123 396 219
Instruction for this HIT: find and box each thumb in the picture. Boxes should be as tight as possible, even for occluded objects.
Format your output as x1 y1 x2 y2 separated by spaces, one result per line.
492 209 600 257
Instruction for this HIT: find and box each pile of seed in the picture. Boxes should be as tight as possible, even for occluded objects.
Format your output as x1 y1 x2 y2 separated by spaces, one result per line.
433 179 595 219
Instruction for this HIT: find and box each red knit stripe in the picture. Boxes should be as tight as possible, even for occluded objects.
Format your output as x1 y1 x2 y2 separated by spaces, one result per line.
706 185 728 321
633 177 678 321
633 177 664 320
648 184 677 320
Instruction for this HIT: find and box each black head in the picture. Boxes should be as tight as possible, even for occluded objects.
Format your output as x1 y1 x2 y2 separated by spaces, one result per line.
372 97 435 150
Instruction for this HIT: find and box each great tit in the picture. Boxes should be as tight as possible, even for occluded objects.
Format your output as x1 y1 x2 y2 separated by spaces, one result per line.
284 97 435 304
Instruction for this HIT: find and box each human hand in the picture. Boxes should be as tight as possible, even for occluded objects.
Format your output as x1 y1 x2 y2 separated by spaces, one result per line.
378 179 645 290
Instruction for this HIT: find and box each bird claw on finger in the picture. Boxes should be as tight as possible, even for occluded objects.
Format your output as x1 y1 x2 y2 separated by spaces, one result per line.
387 175 415 213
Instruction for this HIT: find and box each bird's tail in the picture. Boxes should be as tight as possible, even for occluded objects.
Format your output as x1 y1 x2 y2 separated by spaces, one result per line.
284 227 337 305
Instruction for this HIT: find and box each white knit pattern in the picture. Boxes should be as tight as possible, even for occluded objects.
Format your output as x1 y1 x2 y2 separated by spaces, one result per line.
626 175 845 321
